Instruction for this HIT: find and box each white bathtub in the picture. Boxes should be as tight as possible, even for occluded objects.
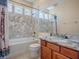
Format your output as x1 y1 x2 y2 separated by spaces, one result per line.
8 37 39 58
9 37 35 46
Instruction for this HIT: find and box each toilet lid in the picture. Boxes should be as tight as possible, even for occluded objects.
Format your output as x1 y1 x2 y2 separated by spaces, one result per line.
30 43 40 48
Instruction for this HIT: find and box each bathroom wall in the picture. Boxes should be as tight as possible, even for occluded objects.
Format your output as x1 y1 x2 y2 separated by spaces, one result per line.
54 0 79 35
8 12 35 39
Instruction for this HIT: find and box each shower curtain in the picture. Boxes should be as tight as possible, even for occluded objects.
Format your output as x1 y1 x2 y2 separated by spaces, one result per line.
0 0 10 58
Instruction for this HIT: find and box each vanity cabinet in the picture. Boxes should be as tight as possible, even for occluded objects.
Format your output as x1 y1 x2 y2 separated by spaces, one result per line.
60 47 79 59
41 40 51 59
47 42 60 52
53 52 70 59
41 40 46 46
41 39 79 59
41 46 51 59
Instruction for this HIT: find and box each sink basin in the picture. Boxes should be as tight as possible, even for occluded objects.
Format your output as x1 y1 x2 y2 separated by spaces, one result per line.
44 36 79 50
51 39 68 43
46 36 69 43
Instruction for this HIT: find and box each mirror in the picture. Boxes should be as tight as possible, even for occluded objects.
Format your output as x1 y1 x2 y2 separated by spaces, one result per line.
54 0 79 36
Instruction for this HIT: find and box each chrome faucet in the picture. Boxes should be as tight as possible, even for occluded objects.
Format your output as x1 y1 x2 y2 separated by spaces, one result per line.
61 33 69 39
50 33 52 36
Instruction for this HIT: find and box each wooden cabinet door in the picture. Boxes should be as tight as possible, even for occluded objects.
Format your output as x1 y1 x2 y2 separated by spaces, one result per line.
41 46 51 59
53 52 70 59
41 40 46 46
61 47 79 59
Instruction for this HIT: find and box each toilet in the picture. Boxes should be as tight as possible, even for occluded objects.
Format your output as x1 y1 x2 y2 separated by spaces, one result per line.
30 43 40 58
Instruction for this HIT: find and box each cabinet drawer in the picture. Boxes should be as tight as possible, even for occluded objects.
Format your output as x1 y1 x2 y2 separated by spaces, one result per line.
47 42 60 52
41 40 46 46
53 52 70 59
61 47 79 59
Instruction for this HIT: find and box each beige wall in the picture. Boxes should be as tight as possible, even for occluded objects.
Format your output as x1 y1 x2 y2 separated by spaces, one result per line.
33 0 58 9
54 0 79 35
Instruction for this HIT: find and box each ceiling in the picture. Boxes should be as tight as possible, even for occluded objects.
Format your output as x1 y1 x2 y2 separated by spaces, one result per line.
11 0 64 10
33 0 64 10
24 0 37 3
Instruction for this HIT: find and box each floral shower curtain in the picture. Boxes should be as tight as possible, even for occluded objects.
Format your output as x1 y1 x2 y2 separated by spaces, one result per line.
0 0 10 58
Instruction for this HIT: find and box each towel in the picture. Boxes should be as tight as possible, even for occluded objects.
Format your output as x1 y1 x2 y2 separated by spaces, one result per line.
0 5 10 58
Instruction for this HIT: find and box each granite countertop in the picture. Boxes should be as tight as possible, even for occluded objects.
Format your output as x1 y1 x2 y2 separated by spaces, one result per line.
40 36 79 51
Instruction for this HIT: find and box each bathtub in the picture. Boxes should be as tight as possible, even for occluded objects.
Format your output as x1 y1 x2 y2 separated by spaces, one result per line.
8 37 39 58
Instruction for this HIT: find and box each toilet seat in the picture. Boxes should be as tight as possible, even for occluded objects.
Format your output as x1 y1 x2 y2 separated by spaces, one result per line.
29 43 40 58
30 43 40 48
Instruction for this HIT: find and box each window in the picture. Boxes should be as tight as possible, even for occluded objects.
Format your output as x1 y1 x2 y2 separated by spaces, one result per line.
8 2 13 12
14 5 23 14
32 9 39 18
44 13 49 20
39 11 44 19
49 15 54 22
24 7 31 16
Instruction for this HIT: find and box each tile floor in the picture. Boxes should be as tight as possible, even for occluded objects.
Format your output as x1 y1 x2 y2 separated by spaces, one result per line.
8 53 40 59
